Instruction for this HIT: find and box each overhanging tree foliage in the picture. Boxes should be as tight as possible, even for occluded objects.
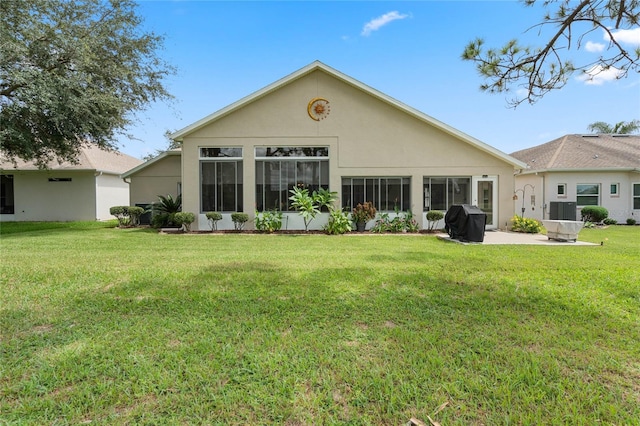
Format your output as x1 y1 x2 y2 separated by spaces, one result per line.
587 119 640 133
462 0 640 106
0 0 174 167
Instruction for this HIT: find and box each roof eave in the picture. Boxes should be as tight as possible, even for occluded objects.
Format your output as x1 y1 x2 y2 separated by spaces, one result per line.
518 167 640 175
121 149 181 178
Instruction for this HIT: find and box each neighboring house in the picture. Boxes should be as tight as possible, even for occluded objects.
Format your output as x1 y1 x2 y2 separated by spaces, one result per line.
0 144 142 222
128 61 526 231
122 148 181 210
510 134 640 223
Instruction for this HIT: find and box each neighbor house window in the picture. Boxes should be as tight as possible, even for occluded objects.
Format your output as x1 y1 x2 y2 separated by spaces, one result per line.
577 184 600 206
634 183 640 210
342 177 411 211
610 183 619 196
255 147 329 211
423 177 470 211
1 175 15 214
557 183 566 197
200 147 243 212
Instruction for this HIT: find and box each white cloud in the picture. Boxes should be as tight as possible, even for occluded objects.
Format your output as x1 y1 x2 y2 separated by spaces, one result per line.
361 11 409 37
576 65 625 85
585 41 605 52
609 27 640 46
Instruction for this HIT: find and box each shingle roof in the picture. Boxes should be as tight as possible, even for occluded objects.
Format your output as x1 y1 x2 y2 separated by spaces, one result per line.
0 144 142 175
510 134 640 171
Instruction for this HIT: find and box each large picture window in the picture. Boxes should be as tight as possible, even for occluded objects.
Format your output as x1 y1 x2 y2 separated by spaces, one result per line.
423 177 470 211
255 147 329 211
200 148 243 213
342 177 410 211
577 184 599 206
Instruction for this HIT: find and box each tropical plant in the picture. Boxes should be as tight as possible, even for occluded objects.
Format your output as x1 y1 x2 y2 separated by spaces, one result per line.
324 208 352 235
151 194 182 228
205 212 223 231
371 210 419 233
289 187 338 231
581 206 609 223
231 212 249 231
587 120 640 134
426 210 444 231
462 1 640 106
173 212 195 232
254 210 283 233
351 202 377 224
511 215 542 234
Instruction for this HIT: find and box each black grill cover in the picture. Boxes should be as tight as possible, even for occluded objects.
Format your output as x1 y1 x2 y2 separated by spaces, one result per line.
444 204 486 242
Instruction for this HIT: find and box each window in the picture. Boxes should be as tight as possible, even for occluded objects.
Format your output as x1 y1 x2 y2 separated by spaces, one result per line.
256 147 329 211
200 148 243 212
1 175 15 214
423 177 470 211
610 183 619 196
634 183 640 210
577 184 600 206
48 178 72 182
342 177 411 211
557 183 566 197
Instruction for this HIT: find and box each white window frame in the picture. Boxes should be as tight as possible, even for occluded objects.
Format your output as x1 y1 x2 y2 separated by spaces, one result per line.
610 183 619 197
576 183 600 206
557 183 567 198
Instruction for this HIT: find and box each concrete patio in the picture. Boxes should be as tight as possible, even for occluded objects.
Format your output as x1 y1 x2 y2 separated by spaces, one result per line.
437 230 597 246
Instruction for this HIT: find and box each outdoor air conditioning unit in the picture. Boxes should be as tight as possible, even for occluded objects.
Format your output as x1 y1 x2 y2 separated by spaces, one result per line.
549 201 577 221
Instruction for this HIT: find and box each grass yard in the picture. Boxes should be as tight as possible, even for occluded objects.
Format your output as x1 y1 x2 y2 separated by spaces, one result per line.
1 222 639 425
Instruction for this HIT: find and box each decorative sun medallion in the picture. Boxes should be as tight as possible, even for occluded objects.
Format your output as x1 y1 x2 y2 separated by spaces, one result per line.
307 97 330 121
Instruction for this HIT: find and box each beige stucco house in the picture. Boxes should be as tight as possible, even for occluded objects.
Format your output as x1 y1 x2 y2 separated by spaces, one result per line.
511 134 640 223
128 61 526 231
0 144 142 222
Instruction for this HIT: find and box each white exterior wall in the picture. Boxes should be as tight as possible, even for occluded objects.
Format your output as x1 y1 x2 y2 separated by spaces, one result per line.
96 173 132 220
517 171 640 223
1 171 96 221
180 70 519 231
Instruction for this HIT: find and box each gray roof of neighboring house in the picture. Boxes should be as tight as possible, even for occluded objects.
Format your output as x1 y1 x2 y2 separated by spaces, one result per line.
0 144 143 175
510 134 640 172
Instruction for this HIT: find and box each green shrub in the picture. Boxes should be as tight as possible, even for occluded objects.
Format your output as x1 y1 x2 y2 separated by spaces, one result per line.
205 212 223 231
110 206 145 227
603 218 617 225
150 194 182 228
627 218 637 225
254 210 283 233
324 208 352 235
581 206 608 223
231 212 249 231
511 215 542 233
174 212 195 232
370 210 419 233
426 210 444 231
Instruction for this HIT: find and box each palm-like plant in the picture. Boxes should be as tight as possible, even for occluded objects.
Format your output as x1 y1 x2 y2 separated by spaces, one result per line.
587 120 640 134
151 194 182 227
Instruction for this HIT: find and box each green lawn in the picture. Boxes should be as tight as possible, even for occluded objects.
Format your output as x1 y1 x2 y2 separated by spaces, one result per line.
1 222 639 425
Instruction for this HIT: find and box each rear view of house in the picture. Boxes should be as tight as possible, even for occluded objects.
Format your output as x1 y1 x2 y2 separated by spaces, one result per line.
126 61 526 231
1 144 142 222
511 134 640 223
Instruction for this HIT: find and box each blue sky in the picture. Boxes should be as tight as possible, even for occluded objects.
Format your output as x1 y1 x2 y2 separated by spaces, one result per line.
120 1 640 159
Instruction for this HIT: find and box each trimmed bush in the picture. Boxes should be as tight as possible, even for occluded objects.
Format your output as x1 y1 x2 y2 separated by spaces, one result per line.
110 206 145 227
205 212 223 231
174 212 195 232
603 218 617 225
426 210 444 231
231 212 249 231
581 206 608 223
627 218 637 226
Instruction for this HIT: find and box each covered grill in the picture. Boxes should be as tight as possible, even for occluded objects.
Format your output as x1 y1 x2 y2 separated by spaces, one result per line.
444 204 486 242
